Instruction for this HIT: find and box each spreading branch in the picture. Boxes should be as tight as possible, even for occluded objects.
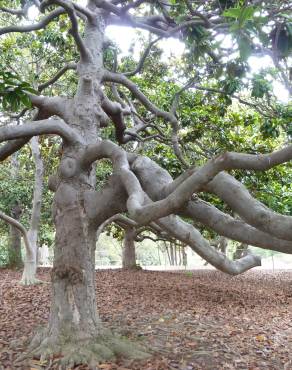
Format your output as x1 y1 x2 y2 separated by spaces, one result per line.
0 210 34 264
0 118 82 145
0 8 64 36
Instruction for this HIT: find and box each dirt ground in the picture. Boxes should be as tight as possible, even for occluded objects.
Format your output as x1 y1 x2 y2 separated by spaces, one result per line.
0 268 292 370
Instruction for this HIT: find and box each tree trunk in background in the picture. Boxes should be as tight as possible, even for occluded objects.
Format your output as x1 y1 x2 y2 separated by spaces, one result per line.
8 203 23 269
169 243 175 265
182 246 187 267
122 226 137 269
7 151 23 269
218 236 228 254
174 244 178 265
233 243 249 260
21 137 44 285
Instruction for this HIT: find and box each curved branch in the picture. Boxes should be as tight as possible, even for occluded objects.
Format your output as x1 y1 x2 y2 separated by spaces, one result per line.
0 210 34 262
157 215 261 275
206 172 292 242
124 37 161 77
0 5 27 16
83 142 260 274
103 70 187 166
0 138 31 161
127 145 292 225
38 62 77 92
130 152 292 248
0 8 64 36
182 199 292 254
100 92 131 144
41 0 90 62
103 71 175 122
0 118 82 144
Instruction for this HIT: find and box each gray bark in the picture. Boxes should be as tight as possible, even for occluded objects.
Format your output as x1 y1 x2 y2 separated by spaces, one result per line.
7 153 23 269
8 202 23 269
21 137 44 285
233 243 249 260
0 211 35 275
122 226 137 269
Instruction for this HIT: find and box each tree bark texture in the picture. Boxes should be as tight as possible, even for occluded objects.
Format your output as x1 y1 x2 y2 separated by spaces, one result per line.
21 137 44 285
122 226 137 269
8 203 23 269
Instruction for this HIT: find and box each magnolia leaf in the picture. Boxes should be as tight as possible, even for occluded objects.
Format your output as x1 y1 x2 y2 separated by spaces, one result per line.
238 36 253 60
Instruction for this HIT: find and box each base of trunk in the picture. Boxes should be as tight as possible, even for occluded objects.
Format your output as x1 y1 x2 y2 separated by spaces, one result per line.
122 264 142 270
19 261 42 286
19 326 149 368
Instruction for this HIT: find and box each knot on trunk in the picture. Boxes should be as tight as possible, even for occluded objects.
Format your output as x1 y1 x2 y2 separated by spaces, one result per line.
59 157 78 178
51 265 84 284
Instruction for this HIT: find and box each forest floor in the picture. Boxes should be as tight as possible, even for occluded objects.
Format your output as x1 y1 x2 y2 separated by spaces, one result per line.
0 268 292 370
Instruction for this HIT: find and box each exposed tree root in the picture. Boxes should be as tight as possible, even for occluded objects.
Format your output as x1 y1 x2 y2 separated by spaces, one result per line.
16 328 150 368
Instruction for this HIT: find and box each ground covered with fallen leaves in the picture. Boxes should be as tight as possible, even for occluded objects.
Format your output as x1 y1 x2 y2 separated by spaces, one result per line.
0 268 292 370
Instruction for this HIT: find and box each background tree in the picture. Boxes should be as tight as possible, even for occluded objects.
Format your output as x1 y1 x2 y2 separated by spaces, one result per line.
0 0 291 366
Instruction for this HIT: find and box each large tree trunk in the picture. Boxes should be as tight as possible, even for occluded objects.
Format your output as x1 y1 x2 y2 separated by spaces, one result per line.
122 226 138 269
28 180 146 365
22 6 149 366
7 203 23 269
49 182 100 340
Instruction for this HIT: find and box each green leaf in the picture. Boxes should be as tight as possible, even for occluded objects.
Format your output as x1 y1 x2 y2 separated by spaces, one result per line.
238 36 252 60
223 7 242 19
19 93 32 108
239 6 257 25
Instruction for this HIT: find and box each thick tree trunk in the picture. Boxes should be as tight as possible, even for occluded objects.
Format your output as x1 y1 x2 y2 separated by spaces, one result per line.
27 181 147 365
7 203 23 269
23 7 148 366
122 226 137 269
50 182 100 338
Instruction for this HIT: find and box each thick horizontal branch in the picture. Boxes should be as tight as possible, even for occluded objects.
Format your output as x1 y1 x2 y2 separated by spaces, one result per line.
0 138 31 162
0 118 82 144
84 141 261 274
28 95 71 121
146 146 292 226
130 153 292 251
182 199 292 254
206 172 292 242
157 215 261 275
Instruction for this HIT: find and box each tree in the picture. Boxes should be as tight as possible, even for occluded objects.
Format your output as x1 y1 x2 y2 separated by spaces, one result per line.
8 201 23 269
0 0 292 366
0 136 44 284
122 225 138 268
21 136 44 284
